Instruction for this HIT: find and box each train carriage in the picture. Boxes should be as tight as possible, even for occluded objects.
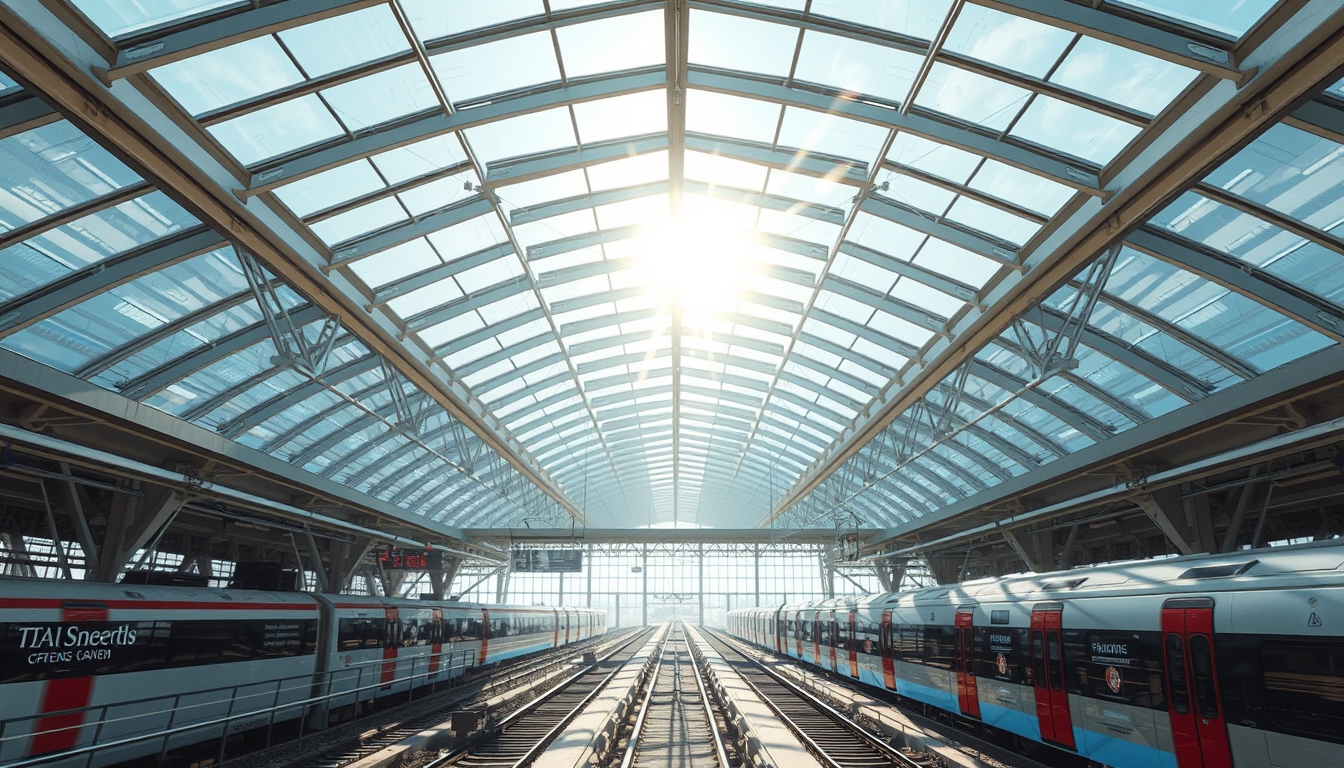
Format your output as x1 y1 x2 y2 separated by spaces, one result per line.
728 540 1344 768
0 582 320 768
0 578 605 768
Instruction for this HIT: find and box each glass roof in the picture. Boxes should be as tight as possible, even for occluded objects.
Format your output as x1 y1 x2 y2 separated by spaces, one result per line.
1 0 1337 532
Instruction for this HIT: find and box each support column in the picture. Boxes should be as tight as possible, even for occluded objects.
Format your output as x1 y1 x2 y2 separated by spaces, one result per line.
59 464 99 579
874 560 906 593
558 572 565 606
324 536 374 594
697 544 704 626
303 530 329 593
640 545 648 626
495 559 511 603
1134 489 1198 555
752 545 760 608
1222 470 1263 553
0 523 36 578
96 485 188 582
1059 523 1086 570
585 545 592 608
924 553 961 585
1003 528 1044 573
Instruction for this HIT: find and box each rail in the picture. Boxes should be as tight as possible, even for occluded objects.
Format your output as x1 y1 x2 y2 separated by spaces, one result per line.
618 624 726 768
428 627 659 768
698 628 921 768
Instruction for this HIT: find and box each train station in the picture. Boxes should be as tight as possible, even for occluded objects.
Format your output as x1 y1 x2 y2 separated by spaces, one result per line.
0 1 1340 767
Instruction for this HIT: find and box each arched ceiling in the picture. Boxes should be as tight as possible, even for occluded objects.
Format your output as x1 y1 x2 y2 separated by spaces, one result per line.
1 0 1343 539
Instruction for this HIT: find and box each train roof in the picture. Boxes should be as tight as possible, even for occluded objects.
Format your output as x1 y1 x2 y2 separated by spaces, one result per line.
733 538 1344 615
0 576 319 608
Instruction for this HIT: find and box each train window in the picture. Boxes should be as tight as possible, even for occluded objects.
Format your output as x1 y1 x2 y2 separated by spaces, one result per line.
1260 641 1344 742
1165 634 1190 715
923 626 954 670
1047 629 1063 691
338 618 385 651
835 621 848 651
1188 635 1219 719
1031 630 1047 689
900 625 922 663
817 620 830 647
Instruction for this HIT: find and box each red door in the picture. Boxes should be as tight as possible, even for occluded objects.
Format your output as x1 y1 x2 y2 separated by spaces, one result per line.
794 611 804 659
812 611 822 665
1162 598 1232 768
827 612 839 672
479 608 490 665
429 608 443 675
1030 603 1075 748
847 611 860 678
380 607 399 689
776 609 785 654
880 610 897 690
954 608 982 718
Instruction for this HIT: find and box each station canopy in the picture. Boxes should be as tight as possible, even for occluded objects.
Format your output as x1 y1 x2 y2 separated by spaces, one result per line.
2 0 1342 534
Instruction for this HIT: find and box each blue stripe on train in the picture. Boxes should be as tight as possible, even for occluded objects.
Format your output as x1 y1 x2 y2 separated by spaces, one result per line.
977 700 1041 741
1075 726 1177 768
488 640 553 663
891 677 958 712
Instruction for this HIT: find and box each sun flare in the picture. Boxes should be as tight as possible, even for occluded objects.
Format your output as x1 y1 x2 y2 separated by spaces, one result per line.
632 203 759 316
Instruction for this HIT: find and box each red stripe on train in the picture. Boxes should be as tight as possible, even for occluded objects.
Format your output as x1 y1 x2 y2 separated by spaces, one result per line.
29 606 107 757
0 599 315 611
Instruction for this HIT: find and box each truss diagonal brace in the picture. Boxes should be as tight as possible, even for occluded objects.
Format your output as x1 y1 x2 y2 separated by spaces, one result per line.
237 246 341 378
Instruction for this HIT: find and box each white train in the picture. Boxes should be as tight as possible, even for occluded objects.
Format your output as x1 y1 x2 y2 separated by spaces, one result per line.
0 579 604 767
729 540 1343 768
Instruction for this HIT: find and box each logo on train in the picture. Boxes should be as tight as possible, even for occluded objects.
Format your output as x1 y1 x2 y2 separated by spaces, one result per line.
1105 665 1123 694
996 653 1007 676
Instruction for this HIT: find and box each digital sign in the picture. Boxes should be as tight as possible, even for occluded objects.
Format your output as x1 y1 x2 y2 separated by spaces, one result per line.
378 549 445 571
510 549 583 573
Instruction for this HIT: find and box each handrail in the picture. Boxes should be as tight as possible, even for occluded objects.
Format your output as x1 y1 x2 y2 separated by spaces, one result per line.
0 649 477 768
0 648 474 745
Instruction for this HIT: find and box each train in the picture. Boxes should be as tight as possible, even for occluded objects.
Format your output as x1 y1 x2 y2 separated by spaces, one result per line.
0 578 605 767
728 539 1343 768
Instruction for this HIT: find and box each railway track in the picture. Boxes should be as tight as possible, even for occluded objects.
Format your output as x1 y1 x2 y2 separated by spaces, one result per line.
428 627 659 768
618 623 728 768
696 628 928 768
271 629 642 768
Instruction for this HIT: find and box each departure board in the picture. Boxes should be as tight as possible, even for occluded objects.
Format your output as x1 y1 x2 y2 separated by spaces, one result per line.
510 549 583 573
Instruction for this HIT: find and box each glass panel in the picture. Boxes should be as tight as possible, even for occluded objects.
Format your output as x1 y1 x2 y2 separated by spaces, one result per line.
794 31 922 104
403 0 543 39
278 6 409 78
1111 0 1278 37
775 107 890 165
556 11 665 79
150 37 303 116
0 191 197 299
1011 97 1141 165
466 108 576 164
572 91 667 145
70 0 242 38
320 64 438 131
1189 634 1219 719
1259 641 1344 741
208 94 344 166
431 32 560 103
687 11 798 77
1204 124 1344 239
810 0 952 40
1 122 140 230
686 90 781 144
915 64 1031 131
1049 37 1197 116
944 5 1073 78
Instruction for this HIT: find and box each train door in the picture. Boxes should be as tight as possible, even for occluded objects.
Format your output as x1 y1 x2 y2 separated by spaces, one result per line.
794 611 804 659
847 610 859 678
1161 598 1232 768
776 609 786 654
381 607 399 689
880 610 897 690
1030 602 1075 749
954 608 981 718
812 611 822 665
827 611 839 672
479 608 490 665
429 607 444 675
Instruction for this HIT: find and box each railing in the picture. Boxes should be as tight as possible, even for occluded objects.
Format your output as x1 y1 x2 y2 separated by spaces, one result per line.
0 648 477 768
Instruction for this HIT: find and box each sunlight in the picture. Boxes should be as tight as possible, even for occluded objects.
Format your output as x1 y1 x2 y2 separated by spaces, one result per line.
632 200 759 316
